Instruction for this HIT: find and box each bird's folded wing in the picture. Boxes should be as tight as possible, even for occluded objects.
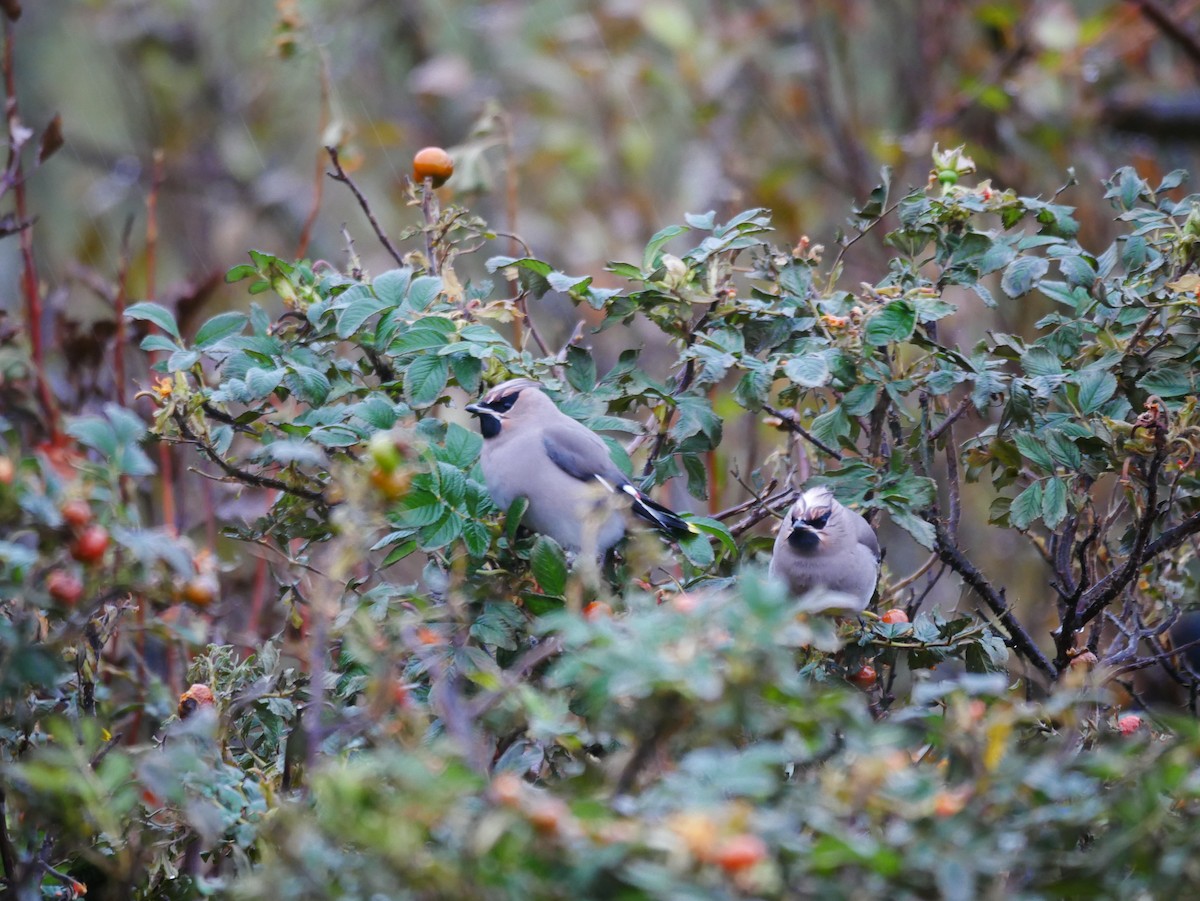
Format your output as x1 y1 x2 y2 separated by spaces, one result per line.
542 425 623 485
855 515 881 561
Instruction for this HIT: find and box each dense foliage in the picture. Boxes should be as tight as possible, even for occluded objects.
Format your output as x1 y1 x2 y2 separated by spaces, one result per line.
3 130 1200 901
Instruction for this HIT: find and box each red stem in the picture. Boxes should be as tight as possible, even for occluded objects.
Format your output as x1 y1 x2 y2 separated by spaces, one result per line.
4 18 58 440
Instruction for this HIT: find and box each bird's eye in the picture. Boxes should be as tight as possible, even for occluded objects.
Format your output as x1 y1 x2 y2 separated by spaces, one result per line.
486 391 520 413
807 509 831 529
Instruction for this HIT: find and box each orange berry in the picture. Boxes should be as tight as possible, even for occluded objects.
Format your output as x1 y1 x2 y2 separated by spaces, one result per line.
849 664 877 689
178 683 215 720
714 833 767 873
416 626 442 645
526 796 568 834
880 608 909 624
369 466 411 500
182 574 218 607
671 592 700 613
0 456 13 484
1118 713 1143 736
583 601 613 620
490 771 523 808
141 787 163 808
933 789 969 817
412 146 454 188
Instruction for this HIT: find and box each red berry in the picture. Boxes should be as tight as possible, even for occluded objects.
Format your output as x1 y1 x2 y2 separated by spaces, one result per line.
880 608 909 624
70 525 109 564
583 601 613 620
1118 714 1143 736
849 664 877 689
46 570 83 605
61 499 92 529
178 683 215 720
715 833 767 873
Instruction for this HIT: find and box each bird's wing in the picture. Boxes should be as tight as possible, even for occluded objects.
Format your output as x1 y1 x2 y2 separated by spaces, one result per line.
854 512 881 561
541 424 624 486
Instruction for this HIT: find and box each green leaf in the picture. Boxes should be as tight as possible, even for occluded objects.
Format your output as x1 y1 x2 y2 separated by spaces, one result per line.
336 295 388 339
125 301 180 340
1074 369 1117 413
1010 482 1044 530
1139 367 1193 397
784 353 830 388
373 268 413 306
864 300 916 346
194 311 248 348
678 529 714 568
505 497 529 543
530 536 568 597
405 355 449 407
407 275 443 310
1000 256 1050 298
1042 477 1068 529
889 510 935 550
642 224 688 270
284 366 331 405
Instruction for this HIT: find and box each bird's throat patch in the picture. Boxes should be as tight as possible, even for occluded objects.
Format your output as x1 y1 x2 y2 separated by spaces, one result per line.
787 527 820 553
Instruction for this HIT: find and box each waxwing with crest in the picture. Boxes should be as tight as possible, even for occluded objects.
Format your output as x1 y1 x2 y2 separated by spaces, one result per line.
466 379 696 556
769 486 880 612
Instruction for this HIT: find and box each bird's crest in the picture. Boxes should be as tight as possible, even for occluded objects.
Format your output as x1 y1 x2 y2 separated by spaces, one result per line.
795 486 834 528
482 378 542 407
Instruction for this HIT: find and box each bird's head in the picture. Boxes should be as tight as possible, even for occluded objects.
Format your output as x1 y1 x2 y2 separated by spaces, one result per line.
466 378 552 439
785 486 837 552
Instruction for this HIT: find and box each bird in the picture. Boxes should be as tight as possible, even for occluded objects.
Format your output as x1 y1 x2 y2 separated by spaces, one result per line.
465 378 696 556
769 486 880 612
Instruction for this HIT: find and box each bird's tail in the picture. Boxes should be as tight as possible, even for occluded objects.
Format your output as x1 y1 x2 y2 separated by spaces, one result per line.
622 485 698 538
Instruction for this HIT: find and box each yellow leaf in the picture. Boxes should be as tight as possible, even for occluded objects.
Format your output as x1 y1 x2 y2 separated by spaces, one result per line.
1167 274 1200 294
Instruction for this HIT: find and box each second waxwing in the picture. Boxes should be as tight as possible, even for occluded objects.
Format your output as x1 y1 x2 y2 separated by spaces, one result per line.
769 486 880 612
466 379 696 556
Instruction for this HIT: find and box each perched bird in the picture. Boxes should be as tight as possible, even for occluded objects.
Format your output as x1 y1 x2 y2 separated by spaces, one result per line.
769 486 880 612
466 379 695 555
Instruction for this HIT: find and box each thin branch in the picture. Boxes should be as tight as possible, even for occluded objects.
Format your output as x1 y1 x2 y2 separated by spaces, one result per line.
172 410 326 505
0 789 16 886
762 404 844 460
1127 0 1200 67
928 395 971 444
1077 442 1168 626
325 146 405 267
4 17 58 440
932 521 1055 678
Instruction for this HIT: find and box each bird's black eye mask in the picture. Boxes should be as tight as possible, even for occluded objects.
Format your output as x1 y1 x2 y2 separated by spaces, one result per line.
467 390 521 439
804 509 832 529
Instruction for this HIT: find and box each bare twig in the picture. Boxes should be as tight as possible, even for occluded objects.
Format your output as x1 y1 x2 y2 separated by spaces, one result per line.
762 404 845 460
325 146 405 267
932 520 1055 678
1127 0 1200 67
4 17 58 440
172 410 326 505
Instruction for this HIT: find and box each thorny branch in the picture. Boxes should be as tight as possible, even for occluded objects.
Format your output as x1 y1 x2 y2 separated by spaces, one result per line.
325 146 405 267
172 410 327 506
762 404 845 460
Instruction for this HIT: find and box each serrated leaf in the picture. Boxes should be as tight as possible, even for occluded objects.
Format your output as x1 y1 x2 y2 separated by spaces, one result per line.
1042 477 1068 529
404 355 449 407
1010 482 1044 530
784 353 830 388
530 536 567 597
407 275 443 310
1074 369 1117 413
1000 256 1049 298
864 300 916 346
125 301 180 340
373 268 413 306
889 510 935 550
194 311 248 348
336 295 388 338
284 366 330 405
1139 367 1193 398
